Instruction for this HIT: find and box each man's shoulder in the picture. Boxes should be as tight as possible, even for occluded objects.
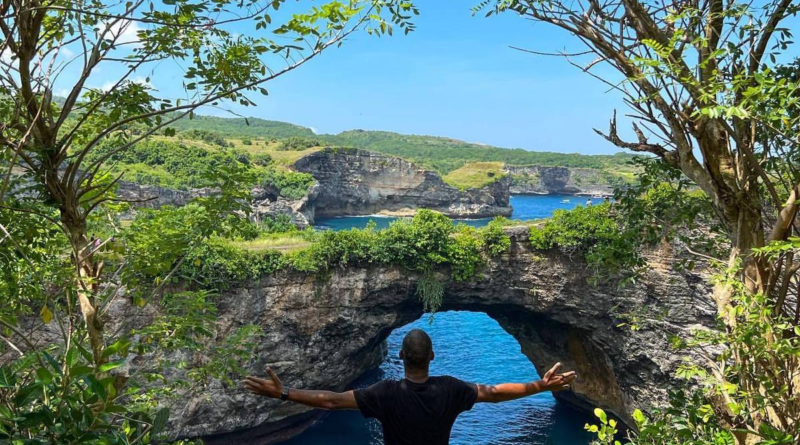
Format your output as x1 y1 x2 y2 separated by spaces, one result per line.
431 375 469 384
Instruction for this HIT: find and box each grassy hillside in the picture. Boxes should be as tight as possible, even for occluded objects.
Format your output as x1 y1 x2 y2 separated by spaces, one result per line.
167 115 315 139
164 115 638 175
443 162 506 190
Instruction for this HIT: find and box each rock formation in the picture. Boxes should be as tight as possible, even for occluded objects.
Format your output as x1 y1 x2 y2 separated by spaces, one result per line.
505 165 616 196
157 227 715 443
293 148 513 219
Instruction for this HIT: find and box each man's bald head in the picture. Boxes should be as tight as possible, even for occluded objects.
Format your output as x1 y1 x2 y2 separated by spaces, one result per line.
400 329 433 371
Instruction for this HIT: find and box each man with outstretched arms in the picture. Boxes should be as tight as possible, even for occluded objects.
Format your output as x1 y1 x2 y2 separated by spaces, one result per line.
244 328 577 445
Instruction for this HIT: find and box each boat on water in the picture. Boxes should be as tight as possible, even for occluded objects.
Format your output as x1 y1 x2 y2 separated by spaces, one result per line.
561 199 571 203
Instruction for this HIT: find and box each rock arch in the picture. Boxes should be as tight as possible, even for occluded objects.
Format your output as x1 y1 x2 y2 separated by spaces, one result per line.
178 227 714 443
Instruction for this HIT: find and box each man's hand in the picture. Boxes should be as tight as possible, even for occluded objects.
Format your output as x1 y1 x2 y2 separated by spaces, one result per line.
242 368 358 410
244 367 283 399
540 362 576 392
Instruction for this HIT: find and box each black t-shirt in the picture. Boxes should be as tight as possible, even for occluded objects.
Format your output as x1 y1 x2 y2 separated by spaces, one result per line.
353 376 478 445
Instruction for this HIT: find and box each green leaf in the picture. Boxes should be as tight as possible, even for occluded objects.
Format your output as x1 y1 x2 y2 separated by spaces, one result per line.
152 407 169 435
594 408 608 424
83 375 107 401
35 367 53 383
0 366 16 388
98 359 126 373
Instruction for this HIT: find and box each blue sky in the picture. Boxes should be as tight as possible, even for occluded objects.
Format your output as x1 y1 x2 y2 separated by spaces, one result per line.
49 0 800 156
219 0 631 155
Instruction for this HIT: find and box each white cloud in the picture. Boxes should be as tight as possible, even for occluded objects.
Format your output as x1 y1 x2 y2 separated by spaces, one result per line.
100 76 154 92
101 19 142 47
309 126 319 134
0 47 17 71
1 47 12 62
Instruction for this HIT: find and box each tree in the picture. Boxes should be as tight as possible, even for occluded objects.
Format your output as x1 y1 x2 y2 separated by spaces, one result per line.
0 0 415 442
479 0 800 443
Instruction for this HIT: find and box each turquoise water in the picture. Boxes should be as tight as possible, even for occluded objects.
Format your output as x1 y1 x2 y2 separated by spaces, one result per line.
313 194 588 230
279 312 594 445
281 195 596 445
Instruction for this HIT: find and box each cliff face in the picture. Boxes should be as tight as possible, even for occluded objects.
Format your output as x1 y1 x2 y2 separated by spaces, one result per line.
115 181 317 228
155 227 714 443
293 148 512 219
505 165 615 196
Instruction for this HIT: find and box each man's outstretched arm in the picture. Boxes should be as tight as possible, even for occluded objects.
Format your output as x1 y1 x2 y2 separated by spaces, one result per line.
244 367 358 410
476 362 577 403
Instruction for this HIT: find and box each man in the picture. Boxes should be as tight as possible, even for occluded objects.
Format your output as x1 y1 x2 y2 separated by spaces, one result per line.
243 329 577 445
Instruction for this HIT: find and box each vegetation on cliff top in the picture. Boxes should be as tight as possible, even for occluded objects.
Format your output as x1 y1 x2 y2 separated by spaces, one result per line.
181 210 511 311
443 162 506 190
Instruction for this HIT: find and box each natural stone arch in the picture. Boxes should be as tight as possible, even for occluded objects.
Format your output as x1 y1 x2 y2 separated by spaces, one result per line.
182 227 714 444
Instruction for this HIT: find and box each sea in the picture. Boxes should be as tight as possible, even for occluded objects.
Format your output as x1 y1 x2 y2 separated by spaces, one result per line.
278 195 595 445
313 194 590 231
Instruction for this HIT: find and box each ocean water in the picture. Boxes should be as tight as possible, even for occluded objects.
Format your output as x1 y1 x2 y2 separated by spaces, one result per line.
278 195 598 445
278 312 594 445
313 194 588 230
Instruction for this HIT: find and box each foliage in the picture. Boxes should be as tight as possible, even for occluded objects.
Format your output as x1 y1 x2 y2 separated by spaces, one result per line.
1 0 419 442
529 203 645 280
183 210 512 312
585 408 623 445
260 214 298 234
177 129 232 147
276 137 322 151
630 391 736 445
167 116 317 139
672 262 800 445
259 168 316 200
182 237 286 289
613 158 725 267
85 139 250 190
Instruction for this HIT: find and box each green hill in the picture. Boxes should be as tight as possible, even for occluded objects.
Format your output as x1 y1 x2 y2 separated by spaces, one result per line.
165 115 637 175
324 129 635 173
167 115 316 139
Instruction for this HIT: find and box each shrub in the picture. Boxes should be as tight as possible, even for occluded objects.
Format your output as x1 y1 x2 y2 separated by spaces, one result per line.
448 225 485 282
182 237 286 289
480 217 512 256
252 152 273 166
276 136 320 151
529 203 644 278
260 169 316 200
179 129 231 147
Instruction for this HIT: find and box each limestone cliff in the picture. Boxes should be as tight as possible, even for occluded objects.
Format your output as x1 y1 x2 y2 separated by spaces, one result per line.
293 148 513 219
144 227 715 443
115 181 316 228
505 165 616 196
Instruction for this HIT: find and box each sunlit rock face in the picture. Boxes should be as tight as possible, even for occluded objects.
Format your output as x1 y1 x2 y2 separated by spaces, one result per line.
505 165 614 196
173 227 715 443
293 148 513 219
